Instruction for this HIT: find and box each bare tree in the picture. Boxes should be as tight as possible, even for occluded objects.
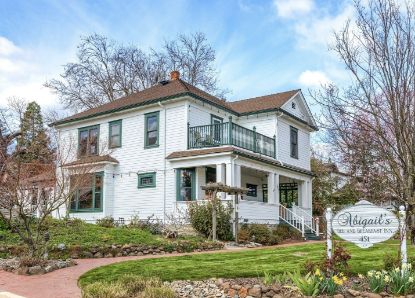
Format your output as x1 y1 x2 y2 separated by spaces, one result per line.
0 131 99 258
313 0 415 238
46 32 227 113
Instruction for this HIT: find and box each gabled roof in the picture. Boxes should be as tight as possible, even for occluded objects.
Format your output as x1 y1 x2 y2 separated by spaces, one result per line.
228 89 300 114
52 77 315 129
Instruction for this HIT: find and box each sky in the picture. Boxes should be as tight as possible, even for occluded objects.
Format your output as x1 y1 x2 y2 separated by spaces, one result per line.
0 0 355 113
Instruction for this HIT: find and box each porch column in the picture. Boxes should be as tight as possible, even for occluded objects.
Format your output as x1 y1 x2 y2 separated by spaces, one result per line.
234 164 241 187
195 167 206 200
216 163 226 200
267 173 276 204
298 180 308 209
226 162 234 200
275 174 280 204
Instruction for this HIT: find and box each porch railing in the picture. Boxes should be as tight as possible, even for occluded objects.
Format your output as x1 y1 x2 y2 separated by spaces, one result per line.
188 121 276 158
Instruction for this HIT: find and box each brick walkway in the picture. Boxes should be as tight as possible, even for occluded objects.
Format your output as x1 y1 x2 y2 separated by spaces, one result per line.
0 241 319 298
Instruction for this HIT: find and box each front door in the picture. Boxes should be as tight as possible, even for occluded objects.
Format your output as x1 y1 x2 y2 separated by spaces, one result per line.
211 115 223 143
176 168 196 201
279 182 298 208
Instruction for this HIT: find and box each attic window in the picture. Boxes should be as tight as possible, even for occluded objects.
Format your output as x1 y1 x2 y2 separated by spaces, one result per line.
292 102 296 109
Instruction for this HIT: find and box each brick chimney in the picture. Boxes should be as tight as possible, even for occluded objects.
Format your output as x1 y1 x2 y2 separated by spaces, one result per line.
170 70 180 80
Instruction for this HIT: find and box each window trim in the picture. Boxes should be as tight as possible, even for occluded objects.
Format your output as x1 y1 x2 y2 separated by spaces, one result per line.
210 114 223 124
176 168 196 201
70 172 104 213
108 119 122 148
246 183 258 197
137 172 157 188
144 111 160 148
290 126 299 159
78 125 100 157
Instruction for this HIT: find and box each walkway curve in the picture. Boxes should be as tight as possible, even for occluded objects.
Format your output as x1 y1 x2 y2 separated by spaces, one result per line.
0 241 320 298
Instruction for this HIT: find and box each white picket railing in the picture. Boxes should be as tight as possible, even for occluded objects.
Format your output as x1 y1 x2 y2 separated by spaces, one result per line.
292 204 319 235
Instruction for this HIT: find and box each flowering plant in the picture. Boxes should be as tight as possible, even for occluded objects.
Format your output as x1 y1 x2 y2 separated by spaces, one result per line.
388 264 415 295
288 271 321 296
319 271 347 295
366 270 389 293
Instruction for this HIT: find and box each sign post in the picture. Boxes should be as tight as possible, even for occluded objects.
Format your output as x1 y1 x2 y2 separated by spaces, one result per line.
399 205 407 265
325 207 333 260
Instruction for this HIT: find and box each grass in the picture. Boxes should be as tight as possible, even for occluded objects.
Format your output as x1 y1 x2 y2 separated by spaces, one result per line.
0 218 211 254
0 219 164 247
79 241 415 288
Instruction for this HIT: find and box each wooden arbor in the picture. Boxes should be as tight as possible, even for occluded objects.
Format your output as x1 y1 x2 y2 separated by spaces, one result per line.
201 182 248 242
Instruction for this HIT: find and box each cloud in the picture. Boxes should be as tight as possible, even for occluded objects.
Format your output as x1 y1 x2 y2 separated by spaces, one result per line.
0 36 57 109
298 70 331 87
294 3 354 50
0 36 21 56
273 0 314 18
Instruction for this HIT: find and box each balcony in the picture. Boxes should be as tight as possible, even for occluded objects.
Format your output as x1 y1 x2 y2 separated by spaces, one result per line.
188 121 276 158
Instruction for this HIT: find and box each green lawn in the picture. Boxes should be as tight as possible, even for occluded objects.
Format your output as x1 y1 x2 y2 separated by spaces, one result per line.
79 241 414 287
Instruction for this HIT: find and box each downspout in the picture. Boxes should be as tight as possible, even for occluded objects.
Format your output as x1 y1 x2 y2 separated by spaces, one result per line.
158 101 167 224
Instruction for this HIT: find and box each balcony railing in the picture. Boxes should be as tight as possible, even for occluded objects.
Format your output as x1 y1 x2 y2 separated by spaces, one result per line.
188 121 276 158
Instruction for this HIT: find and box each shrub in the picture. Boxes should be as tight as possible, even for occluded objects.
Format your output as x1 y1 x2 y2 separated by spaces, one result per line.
138 286 176 298
188 198 233 241
82 281 128 298
238 224 280 245
323 242 351 274
272 225 302 241
19 256 46 267
118 275 161 295
383 253 415 270
129 214 163 235
96 217 116 228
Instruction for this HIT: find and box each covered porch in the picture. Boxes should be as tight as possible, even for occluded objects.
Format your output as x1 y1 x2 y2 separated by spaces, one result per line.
168 150 314 227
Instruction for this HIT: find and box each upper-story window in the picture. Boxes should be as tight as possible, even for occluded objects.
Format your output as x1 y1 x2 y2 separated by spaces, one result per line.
290 126 298 159
109 120 122 148
145 112 159 148
79 125 99 157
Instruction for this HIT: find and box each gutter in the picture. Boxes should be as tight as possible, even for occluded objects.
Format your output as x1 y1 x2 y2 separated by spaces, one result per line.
158 101 167 224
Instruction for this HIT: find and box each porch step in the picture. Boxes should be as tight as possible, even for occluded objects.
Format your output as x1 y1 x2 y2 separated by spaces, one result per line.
304 229 321 241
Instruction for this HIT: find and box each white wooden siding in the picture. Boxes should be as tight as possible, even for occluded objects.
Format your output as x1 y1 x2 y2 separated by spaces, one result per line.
277 117 310 170
239 201 279 224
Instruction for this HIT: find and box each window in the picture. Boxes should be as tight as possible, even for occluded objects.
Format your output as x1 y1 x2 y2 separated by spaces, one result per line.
205 167 216 184
137 172 156 188
290 126 298 159
109 120 122 148
78 125 99 157
176 168 195 201
145 112 159 148
262 184 268 203
70 173 103 212
246 183 257 197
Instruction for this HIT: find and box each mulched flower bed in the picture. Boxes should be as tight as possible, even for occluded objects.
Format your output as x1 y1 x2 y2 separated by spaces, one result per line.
169 277 415 298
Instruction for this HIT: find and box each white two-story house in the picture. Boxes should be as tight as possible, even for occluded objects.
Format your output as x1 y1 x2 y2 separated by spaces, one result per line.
53 71 319 237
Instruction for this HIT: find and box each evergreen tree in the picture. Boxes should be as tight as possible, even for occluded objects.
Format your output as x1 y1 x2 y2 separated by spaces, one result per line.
18 102 52 163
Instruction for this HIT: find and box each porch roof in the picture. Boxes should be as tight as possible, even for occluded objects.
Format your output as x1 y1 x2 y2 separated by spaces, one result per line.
62 154 119 167
166 146 315 177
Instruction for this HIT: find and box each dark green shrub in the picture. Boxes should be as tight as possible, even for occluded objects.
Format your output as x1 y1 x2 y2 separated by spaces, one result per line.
188 198 233 241
238 224 280 245
96 217 115 228
383 252 415 270
272 225 302 241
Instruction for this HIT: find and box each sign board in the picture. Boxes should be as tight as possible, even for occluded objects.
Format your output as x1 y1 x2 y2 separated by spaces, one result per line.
331 200 399 248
